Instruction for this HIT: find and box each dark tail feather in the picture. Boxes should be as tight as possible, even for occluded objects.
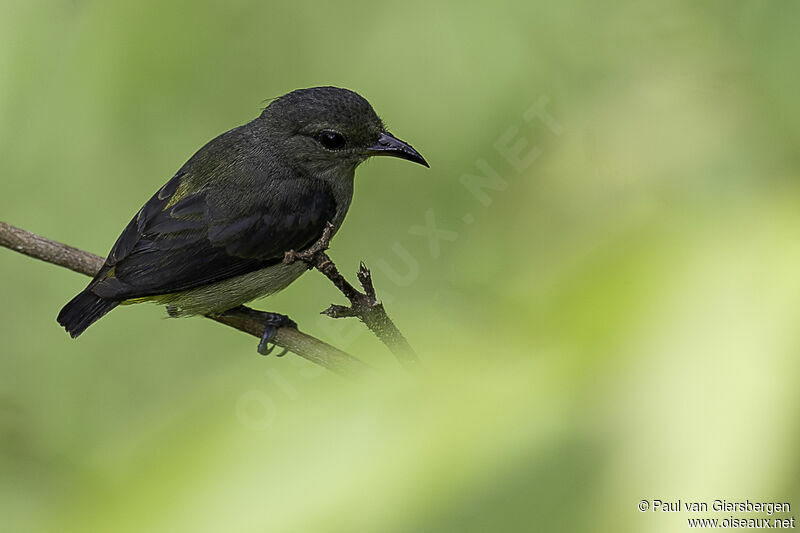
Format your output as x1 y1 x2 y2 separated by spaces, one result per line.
57 289 119 338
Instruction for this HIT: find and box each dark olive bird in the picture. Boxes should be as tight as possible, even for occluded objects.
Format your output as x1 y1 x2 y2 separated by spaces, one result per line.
57 86 428 354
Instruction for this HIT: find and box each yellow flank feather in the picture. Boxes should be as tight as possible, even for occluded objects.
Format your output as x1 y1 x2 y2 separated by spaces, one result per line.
121 294 170 305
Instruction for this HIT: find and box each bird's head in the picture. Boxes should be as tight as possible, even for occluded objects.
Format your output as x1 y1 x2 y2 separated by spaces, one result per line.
259 86 428 177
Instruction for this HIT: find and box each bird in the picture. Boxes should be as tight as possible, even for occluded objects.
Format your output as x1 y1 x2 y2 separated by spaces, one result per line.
57 86 428 355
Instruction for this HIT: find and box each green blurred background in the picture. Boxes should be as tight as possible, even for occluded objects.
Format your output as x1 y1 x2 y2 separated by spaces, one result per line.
2 1 799 531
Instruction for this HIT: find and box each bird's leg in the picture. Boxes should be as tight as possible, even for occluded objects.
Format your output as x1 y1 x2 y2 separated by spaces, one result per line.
256 312 298 357
211 306 299 357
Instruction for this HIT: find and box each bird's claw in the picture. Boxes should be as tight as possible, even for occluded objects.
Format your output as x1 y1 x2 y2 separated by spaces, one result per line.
256 313 297 357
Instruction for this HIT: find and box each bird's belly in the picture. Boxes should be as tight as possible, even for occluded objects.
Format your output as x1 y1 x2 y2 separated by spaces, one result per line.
158 262 308 316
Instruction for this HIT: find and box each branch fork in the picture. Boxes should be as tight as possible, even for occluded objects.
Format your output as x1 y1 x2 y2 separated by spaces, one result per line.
285 222 421 372
284 223 385 318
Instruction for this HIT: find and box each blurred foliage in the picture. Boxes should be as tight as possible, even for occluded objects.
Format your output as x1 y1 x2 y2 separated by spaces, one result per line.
2 0 800 531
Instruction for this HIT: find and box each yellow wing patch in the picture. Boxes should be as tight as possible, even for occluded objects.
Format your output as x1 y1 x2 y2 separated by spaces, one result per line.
163 181 194 210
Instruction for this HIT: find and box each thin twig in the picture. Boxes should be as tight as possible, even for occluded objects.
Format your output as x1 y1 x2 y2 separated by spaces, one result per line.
0 220 371 378
285 222 421 372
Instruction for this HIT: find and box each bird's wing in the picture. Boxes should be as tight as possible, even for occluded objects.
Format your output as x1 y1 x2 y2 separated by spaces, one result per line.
89 171 337 300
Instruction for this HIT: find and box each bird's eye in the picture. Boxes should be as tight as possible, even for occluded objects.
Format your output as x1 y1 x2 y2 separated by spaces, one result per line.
317 130 346 150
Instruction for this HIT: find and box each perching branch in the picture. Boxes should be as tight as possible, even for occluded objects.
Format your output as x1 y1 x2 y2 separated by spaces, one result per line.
0 220 371 378
284 223 421 372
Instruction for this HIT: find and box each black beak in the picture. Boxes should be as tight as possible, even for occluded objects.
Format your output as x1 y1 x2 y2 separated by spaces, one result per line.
367 131 429 168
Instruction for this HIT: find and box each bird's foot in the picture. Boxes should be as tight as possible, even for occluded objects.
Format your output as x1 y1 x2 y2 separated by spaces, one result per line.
257 312 298 357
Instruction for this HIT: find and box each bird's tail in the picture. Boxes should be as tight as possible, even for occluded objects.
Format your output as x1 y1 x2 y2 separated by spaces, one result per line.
57 289 119 338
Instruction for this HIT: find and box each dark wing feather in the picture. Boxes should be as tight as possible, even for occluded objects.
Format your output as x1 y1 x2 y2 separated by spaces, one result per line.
90 173 337 300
